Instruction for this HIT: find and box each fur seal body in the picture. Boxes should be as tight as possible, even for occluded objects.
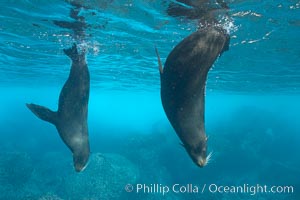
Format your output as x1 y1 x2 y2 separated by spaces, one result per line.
156 26 229 167
27 44 90 172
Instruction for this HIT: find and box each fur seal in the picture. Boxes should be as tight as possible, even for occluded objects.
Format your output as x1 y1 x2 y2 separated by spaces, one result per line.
26 44 90 172
156 26 230 167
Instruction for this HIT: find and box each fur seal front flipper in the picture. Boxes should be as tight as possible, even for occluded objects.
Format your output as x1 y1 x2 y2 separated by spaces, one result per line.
26 104 57 124
156 26 229 167
27 43 90 172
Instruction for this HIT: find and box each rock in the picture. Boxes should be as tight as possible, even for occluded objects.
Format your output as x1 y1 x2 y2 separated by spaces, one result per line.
25 151 73 197
63 153 139 200
0 152 33 199
38 193 64 200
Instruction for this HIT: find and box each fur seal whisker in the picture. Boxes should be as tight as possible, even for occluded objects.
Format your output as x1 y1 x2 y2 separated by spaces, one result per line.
205 151 213 166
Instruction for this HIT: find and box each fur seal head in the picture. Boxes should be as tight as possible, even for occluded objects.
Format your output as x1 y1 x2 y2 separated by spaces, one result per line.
73 146 90 172
182 136 208 167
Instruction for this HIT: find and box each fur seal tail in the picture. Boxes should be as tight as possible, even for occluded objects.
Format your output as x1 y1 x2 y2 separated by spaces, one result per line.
63 43 85 62
26 103 57 125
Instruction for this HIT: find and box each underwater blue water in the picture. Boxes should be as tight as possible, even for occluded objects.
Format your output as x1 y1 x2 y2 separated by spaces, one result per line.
0 0 300 200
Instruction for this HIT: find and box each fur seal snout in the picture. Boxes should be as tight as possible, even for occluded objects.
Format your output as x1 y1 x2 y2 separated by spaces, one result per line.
156 26 229 167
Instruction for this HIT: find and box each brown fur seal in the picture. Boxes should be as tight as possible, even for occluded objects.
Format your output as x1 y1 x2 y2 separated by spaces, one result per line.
156 26 229 167
26 44 90 172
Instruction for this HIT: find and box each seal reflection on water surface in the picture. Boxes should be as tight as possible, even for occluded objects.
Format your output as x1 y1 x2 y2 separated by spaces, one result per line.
156 26 230 167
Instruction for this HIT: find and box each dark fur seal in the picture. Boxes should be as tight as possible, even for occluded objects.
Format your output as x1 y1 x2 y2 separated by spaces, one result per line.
156 26 229 167
26 44 90 172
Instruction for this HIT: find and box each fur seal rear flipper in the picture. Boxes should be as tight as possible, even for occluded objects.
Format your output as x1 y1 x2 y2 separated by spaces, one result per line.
156 26 229 167
27 43 90 172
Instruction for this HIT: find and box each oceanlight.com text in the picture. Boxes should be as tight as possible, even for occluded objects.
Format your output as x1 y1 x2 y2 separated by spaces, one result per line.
124 183 294 196
208 184 294 195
